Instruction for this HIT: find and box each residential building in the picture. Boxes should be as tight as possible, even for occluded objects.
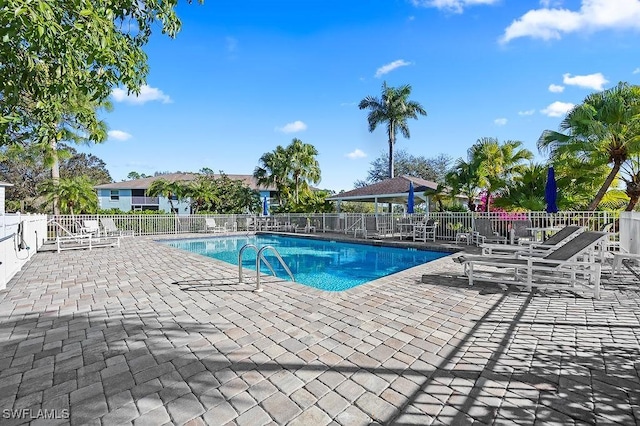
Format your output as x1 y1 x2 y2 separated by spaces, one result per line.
95 173 277 215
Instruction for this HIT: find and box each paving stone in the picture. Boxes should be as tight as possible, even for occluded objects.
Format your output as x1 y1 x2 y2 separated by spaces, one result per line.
167 393 205 424
134 406 171 426
202 401 238 426
289 405 332 426
355 392 397 423
235 405 271 426
261 391 302 424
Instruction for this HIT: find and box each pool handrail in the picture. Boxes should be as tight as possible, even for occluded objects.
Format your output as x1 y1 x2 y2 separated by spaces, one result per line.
238 244 295 292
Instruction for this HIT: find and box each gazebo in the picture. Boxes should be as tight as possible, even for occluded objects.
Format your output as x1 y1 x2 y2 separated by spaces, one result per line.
327 175 438 213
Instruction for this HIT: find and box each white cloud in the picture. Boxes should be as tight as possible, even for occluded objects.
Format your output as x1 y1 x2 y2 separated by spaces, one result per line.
549 84 565 93
518 109 536 116
346 149 367 159
563 72 608 90
108 130 132 141
634 68 640 74
501 0 640 44
275 120 307 133
111 85 172 105
410 0 499 14
541 101 575 117
375 60 412 78
494 118 508 126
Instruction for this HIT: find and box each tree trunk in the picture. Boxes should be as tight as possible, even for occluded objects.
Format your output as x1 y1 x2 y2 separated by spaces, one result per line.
50 138 60 215
388 124 395 179
588 162 622 210
388 123 395 213
625 195 639 211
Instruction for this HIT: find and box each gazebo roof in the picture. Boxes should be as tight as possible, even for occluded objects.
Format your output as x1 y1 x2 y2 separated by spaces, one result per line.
327 175 438 203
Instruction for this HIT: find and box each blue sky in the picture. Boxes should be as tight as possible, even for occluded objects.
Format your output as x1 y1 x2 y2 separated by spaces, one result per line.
88 0 640 192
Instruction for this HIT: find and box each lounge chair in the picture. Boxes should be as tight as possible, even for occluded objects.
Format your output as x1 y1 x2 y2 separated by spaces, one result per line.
481 225 584 255
472 218 507 245
100 218 134 237
205 218 226 233
413 219 438 243
457 231 608 299
56 233 120 253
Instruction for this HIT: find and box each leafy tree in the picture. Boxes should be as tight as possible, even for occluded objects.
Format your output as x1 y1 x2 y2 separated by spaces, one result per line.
0 144 110 211
184 173 261 214
359 82 427 179
127 171 150 180
39 176 98 215
362 149 440 184
60 150 112 184
538 82 640 210
1 0 200 142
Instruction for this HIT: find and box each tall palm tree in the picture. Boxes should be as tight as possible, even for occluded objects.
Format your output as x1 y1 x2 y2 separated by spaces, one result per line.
538 82 640 210
359 82 427 179
620 154 640 211
286 138 321 204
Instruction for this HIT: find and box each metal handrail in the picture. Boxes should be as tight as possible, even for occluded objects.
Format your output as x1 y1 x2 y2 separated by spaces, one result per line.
238 243 295 292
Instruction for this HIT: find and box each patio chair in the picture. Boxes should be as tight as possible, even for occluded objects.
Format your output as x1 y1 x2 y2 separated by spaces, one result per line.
81 220 100 236
356 216 388 239
457 231 608 299
481 225 584 255
472 218 507 245
510 220 534 244
100 218 134 237
413 219 438 243
205 218 226 233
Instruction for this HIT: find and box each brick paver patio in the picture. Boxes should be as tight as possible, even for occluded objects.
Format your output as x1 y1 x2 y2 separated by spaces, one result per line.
0 234 639 425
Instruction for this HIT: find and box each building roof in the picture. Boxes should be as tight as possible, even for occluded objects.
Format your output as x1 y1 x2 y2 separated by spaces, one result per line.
326 175 438 203
94 173 277 191
0 181 14 187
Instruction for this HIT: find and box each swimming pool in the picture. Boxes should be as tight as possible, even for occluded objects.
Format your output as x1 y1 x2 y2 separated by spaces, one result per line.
165 235 449 291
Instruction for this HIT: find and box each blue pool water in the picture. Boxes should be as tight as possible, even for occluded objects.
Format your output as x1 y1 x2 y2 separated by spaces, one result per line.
165 235 448 291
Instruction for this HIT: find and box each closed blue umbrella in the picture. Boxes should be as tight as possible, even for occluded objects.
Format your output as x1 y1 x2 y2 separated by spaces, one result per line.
262 197 269 216
545 166 558 213
407 182 415 214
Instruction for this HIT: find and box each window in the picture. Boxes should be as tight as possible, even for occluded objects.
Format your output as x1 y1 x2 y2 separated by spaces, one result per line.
110 190 119 201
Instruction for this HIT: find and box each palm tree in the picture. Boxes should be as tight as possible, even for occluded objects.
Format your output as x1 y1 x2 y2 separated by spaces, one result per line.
359 82 427 179
493 163 547 211
620 154 640 211
147 178 186 214
445 157 483 211
470 138 533 212
39 176 97 215
185 176 218 214
538 82 640 210
286 138 321 204
253 145 290 205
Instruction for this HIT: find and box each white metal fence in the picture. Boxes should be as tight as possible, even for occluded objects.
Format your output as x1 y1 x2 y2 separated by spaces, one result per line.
46 211 619 241
0 214 48 290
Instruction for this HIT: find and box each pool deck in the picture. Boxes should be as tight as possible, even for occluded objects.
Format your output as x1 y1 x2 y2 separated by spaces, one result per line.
1 233 639 425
